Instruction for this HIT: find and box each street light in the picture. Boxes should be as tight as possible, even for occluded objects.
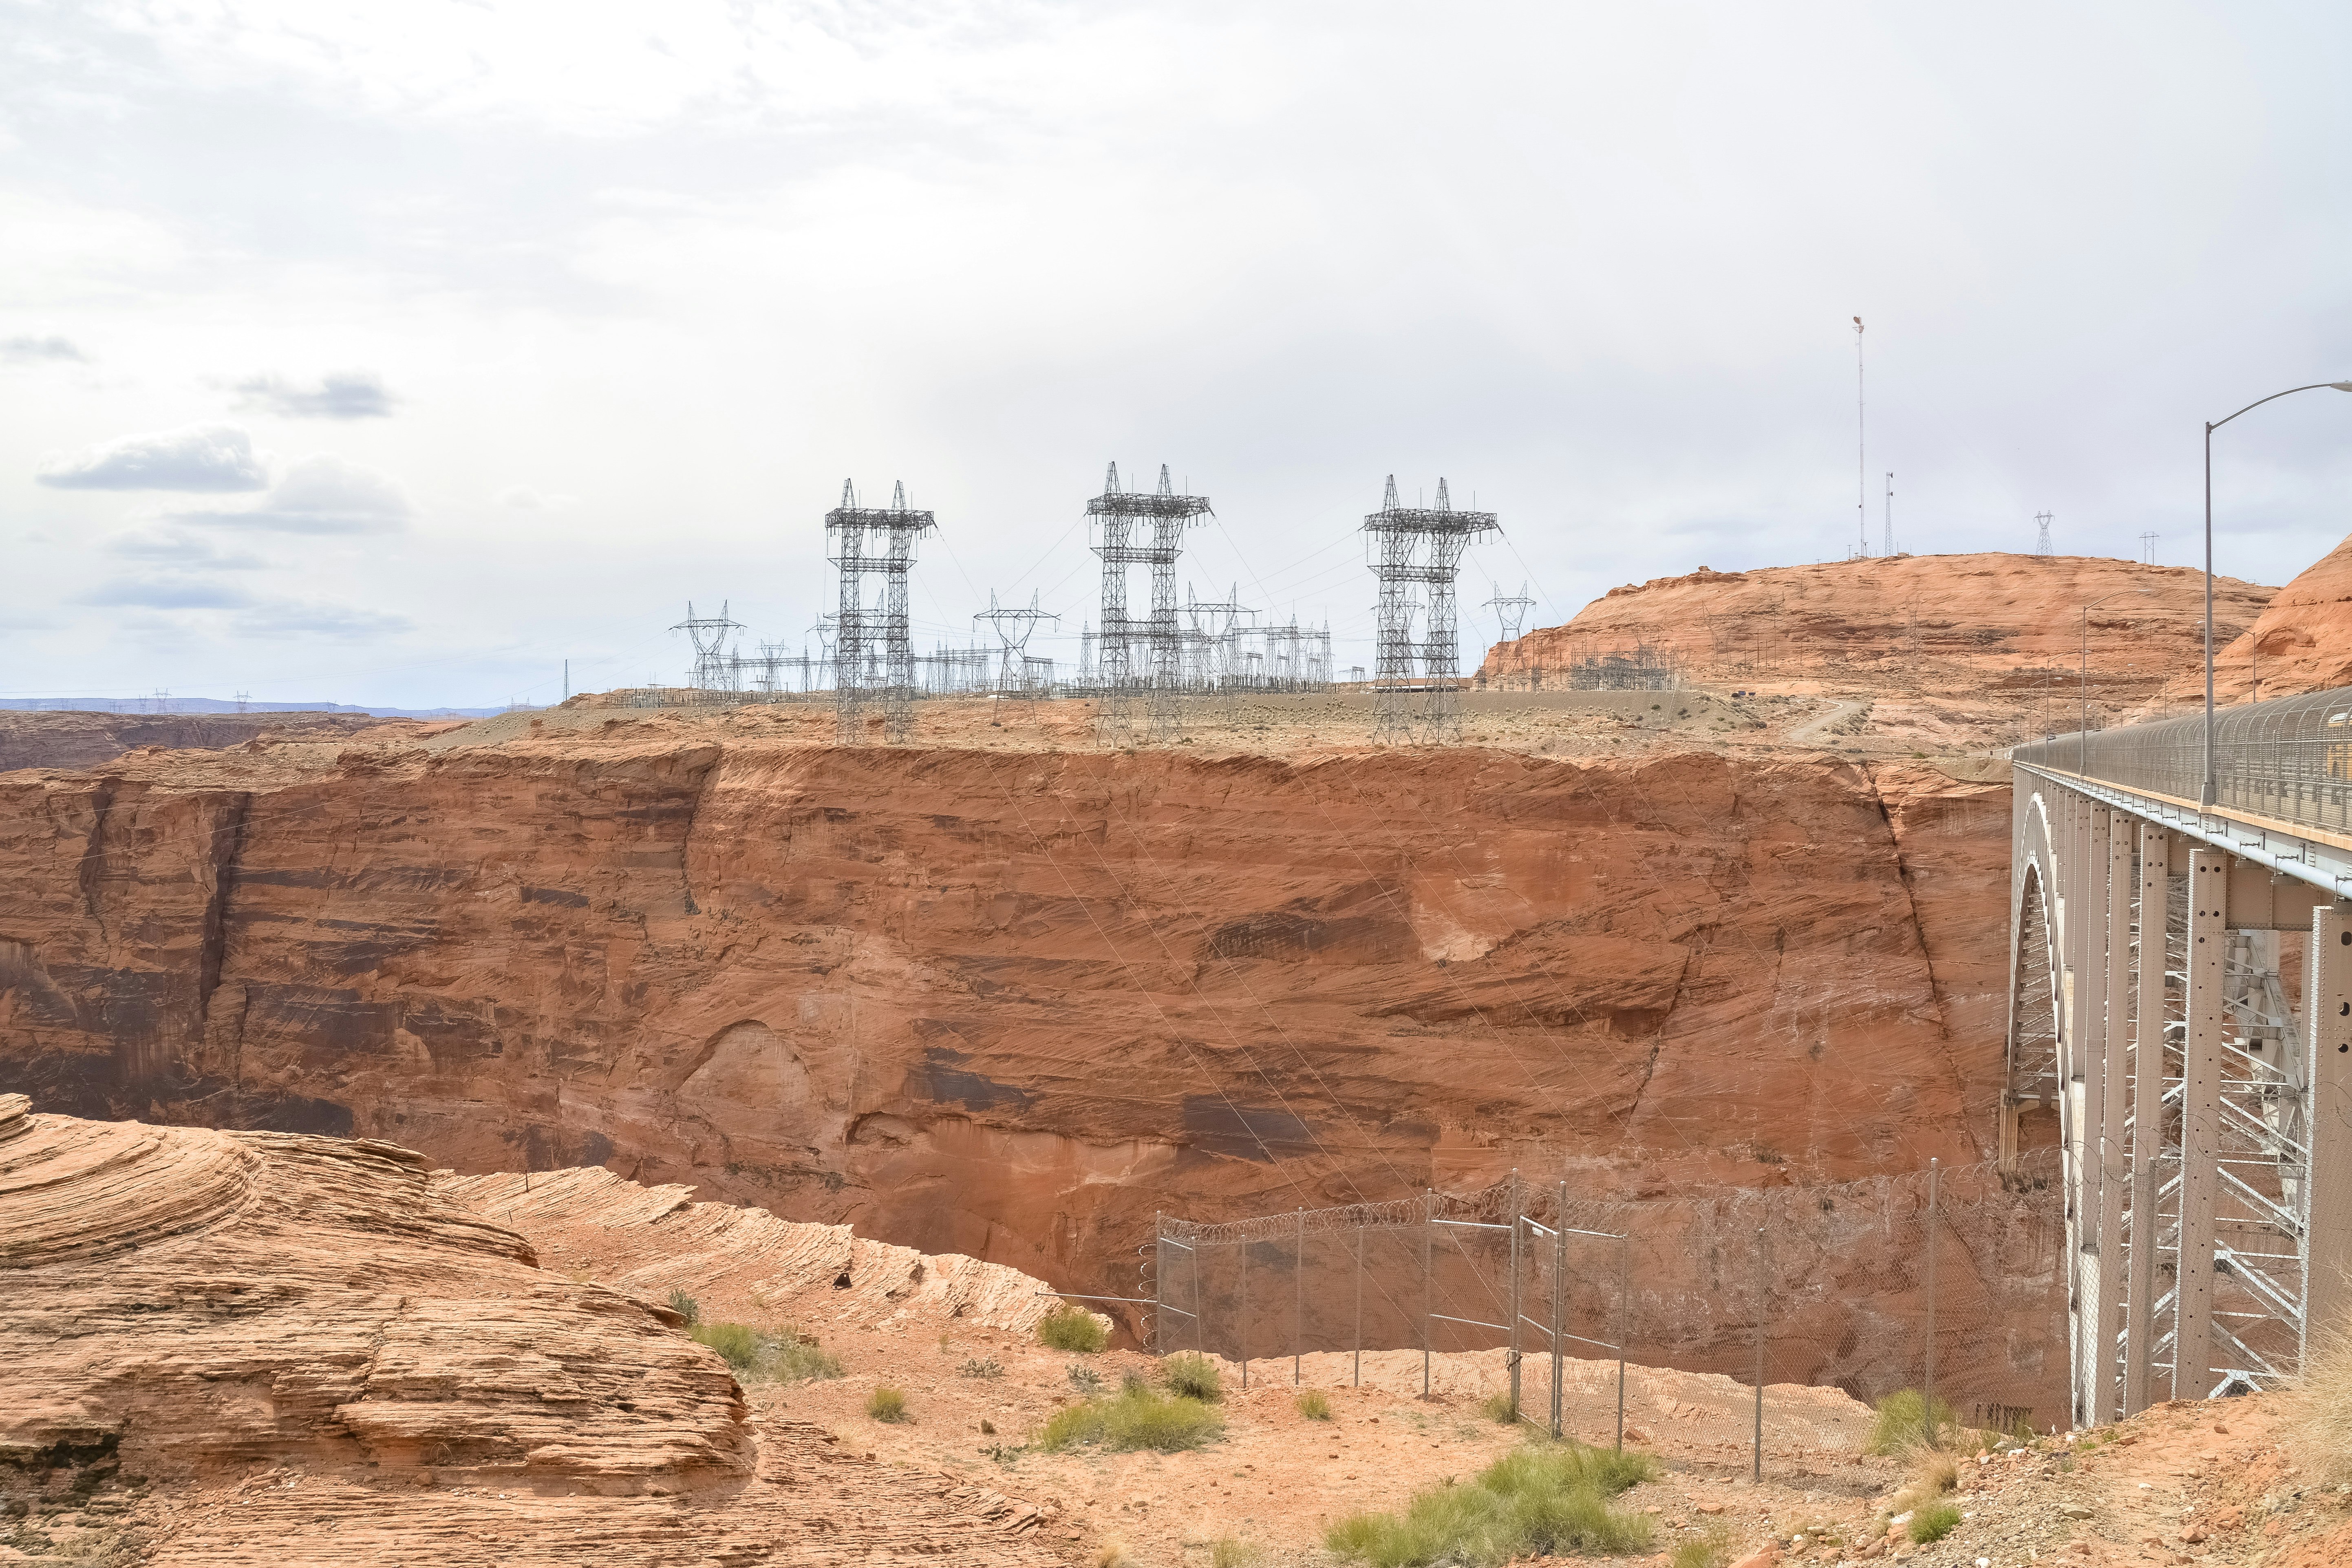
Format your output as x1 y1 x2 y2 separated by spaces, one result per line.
2202 381 2352 807
2081 588 2155 775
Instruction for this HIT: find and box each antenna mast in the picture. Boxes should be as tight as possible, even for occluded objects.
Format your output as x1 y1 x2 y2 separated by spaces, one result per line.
1854 317 1868 559
1883 472 1895 557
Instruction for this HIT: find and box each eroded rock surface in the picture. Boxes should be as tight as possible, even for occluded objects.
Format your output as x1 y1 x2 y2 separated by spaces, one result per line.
0 1094 1062 1564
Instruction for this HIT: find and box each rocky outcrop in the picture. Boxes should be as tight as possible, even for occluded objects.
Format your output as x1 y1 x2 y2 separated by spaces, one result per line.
2162 527 2352 704
1479 553 2269 728
0 736 2010 1321
0 1095 1062 1564
0 710 426 773
440 1165 1084 1339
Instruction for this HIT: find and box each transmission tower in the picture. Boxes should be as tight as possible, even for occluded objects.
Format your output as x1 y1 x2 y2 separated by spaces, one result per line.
670 602 744 696
1089 462 1211 746
2139 531 2160 565
1365 476 1499 744
975 591 1058 699
1484 581 1536 643
234 690 250 714
825 479 937 744
2035 512 2055 557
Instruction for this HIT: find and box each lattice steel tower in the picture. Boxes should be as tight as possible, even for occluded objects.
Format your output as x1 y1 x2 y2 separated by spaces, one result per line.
1365 476 1498 743
1089 462 1211 745
975 591 1058 698
671 602 744 695
825 480 936 745
1484 581 1536 642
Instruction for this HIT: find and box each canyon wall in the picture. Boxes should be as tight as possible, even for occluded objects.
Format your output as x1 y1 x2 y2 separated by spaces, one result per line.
0 736 2012 1323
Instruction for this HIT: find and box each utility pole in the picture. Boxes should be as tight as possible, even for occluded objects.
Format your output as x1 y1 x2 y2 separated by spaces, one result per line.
1883 472 1895 557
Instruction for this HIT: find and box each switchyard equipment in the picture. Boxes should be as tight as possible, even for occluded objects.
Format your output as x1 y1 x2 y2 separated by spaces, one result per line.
1089 463 1212 745
1364 476 1497 743
2008 688 2352 1426
825 480 936 745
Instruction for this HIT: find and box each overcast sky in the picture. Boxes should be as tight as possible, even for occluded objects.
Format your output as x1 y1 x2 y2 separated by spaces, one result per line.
3 2 2348 709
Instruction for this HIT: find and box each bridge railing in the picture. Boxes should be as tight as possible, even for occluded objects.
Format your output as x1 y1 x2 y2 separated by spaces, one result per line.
2012 684 2352 839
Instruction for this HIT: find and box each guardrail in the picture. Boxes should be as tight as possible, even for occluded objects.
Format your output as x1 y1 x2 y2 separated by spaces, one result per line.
2012 684 2352 840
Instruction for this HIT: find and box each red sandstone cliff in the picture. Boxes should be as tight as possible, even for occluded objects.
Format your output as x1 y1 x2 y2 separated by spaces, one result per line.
0 732 2010 1324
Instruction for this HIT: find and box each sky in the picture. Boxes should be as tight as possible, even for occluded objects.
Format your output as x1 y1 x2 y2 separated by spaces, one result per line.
2 1 2348 710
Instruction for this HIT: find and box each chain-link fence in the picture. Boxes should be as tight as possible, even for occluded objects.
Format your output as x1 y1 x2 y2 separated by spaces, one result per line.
1132 1152 2063 1478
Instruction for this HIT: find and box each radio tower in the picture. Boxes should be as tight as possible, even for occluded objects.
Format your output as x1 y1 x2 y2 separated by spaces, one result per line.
1365 476 1498 744
1089 462 1211 746
1853 317 1869 559
2034 512 2055 557
825 479 937 744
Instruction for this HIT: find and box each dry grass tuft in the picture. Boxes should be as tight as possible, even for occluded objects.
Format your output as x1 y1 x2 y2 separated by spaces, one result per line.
1882 1444 1959 1522
2284 1299 2352 1482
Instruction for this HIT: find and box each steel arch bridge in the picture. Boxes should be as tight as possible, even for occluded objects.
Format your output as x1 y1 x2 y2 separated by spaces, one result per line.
2007 686 2352 1427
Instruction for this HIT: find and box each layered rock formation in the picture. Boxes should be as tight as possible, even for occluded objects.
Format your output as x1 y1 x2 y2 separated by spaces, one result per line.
2161 527 2352 704
1478 553 2270 735
0 1094 1060 1564
0 729 2012 1336
0 710 428 773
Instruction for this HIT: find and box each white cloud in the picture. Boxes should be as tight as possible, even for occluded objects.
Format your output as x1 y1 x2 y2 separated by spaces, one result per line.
175 454 413 534
1 334 86 364
234 601 415 637
497 484 576 510
105 528 268 570
35 423 269 492
230 370 397 419
79 575 256 609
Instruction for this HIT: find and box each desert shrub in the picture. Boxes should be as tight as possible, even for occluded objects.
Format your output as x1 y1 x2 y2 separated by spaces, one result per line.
1121 1367 1151 1396
958 1356 1004 1379
1037 1385 1225 1454
1670 1524 1734 1568
667 1288 701 1326
1296 1389 1333 1421
866 1385 909 1422
1478 1391 1518 1425
1884 1447 1960 1521
1864 1389 1958 1454
690 1322 843 1384
1210 1537 1260 1568
1908 1501 1961 1544
1067 1364 1105 1394
1325 1440 1659 1565
1038 1303 1109 1353
2286 1302 2352 1481
1162 1351 1222 1402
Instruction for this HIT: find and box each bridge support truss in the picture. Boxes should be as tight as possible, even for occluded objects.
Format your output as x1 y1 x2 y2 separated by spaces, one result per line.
2009 758 2352 1425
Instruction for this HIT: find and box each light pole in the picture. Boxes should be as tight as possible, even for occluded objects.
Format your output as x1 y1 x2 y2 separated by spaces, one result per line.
2202 381 2352 807
2081 588 2154 774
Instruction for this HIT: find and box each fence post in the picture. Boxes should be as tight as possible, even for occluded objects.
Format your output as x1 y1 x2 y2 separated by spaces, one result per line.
1353 1220 1364 1389
1551 1178 1567 1441
1240 1234 1250 1390
1422 1188 1435 1400
1615 1225 1629 1453
1193 1229 1205 1357
1751 1224 1765 1483
1507 1170 1523 1425
1295 1207 1305 1386
1925 1158 1940 1448
1153 1211 1163 1356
